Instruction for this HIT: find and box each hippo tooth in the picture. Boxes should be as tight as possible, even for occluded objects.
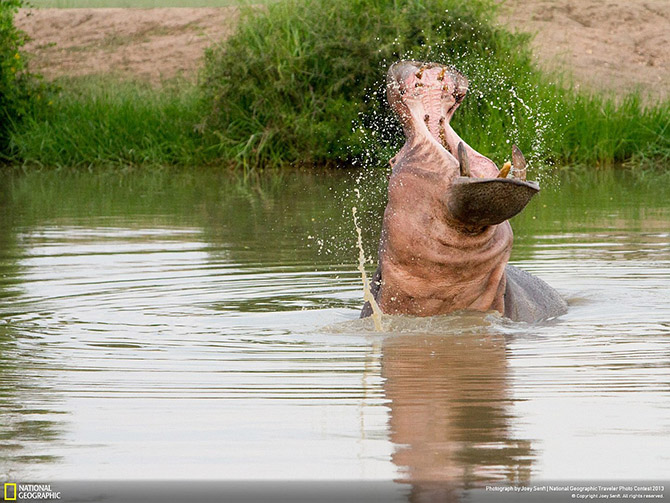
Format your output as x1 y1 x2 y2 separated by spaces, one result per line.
439 124 450 152
498 161 511 179
440 131 450 152
512 144 527 181
458 142 471 177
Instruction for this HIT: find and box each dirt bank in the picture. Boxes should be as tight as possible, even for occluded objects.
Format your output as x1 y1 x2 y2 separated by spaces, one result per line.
500 0 670 100
15 7 239 83
15 1 670 99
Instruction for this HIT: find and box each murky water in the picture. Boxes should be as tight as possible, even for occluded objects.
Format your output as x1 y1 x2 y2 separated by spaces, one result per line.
1 169 669 497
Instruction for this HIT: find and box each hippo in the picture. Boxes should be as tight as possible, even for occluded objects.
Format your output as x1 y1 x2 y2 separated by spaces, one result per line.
361 60 567 323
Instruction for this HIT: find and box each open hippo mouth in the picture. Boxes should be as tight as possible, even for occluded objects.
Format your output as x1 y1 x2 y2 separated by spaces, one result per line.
387 60 540 228
359 60 567 322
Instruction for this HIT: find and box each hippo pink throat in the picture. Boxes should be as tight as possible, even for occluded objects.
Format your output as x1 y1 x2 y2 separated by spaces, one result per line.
376 61 525 317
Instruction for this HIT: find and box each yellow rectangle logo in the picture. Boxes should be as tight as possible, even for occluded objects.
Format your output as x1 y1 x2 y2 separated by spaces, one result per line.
4 483 17 501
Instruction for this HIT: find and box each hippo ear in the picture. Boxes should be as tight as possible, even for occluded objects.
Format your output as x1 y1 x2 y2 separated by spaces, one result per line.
447 177 540 228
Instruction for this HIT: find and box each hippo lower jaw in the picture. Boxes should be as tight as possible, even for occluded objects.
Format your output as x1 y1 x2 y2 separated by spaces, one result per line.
448 177 539 228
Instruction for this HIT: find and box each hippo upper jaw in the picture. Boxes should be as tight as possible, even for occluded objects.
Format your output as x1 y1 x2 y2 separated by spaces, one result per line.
387 60 540 229
386 61 467 140
387 60 498 179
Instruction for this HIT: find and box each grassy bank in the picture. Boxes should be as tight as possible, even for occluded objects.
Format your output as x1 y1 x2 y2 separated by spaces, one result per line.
8 78 217 168
4 0 670 172
555 91 670 169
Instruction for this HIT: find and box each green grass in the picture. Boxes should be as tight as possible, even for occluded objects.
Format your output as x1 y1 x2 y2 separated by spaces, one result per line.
7 77 221 168
557 92 670 169
5 0 670 175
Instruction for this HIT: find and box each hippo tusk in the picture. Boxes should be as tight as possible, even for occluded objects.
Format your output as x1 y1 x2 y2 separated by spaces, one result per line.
512 145 527 181
458 142 471 177
498 161 511 179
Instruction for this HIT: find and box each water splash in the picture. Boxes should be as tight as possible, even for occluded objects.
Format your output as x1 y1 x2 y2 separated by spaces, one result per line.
352 206 383 332
349 32 561 184
324 309 511 336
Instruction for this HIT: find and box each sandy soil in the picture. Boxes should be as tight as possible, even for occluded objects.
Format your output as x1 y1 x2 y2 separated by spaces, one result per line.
15 1 670 99
499 0 670 99
15 7 239 83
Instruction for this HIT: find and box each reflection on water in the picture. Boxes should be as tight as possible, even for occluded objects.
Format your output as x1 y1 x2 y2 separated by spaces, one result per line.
0 169 670 497
383 331 531 501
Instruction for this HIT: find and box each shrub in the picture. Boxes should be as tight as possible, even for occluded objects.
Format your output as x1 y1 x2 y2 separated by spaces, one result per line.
201 0 540 169
0 0 44 156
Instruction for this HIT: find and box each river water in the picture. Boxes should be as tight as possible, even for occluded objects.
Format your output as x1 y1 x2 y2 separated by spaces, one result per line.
0 169 669 499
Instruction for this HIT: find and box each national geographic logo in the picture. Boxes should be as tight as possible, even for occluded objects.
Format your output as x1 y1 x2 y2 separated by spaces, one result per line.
3 484 61 501
3 484 16 501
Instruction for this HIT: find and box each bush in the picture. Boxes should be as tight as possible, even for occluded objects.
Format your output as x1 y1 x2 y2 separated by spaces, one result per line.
0 0 44 156
201 0 540 169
